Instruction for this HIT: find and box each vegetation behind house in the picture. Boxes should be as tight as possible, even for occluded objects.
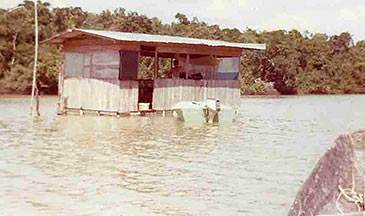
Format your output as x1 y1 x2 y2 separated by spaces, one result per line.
0 1 364 95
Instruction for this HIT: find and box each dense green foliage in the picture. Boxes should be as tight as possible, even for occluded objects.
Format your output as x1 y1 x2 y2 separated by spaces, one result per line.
0 1 364 94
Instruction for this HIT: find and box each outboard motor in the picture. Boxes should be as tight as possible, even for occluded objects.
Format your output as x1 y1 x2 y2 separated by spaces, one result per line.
205 98 221 112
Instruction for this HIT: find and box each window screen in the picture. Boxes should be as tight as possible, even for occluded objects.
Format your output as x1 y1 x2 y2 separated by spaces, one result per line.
64 52 84 77
91 51 120 79
217 57 240 80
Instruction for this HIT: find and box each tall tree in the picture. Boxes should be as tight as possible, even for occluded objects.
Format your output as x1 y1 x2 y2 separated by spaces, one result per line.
0 1 364 95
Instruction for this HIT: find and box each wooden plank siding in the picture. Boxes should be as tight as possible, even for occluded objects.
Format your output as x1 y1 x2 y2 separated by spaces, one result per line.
63 39 140 53
152 79 240 110
63 78 240 113
63 78 138 113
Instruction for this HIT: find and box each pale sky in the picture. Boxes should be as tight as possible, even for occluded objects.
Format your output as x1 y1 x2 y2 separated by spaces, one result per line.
2 0 365 41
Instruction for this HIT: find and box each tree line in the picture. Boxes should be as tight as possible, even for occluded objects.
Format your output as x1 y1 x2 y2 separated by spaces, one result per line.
0 1 364 95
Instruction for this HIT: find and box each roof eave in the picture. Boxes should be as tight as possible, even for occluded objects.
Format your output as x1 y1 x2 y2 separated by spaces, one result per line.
43 28 266 51
42 29 119 44
241 43 266 50
41 29 73 44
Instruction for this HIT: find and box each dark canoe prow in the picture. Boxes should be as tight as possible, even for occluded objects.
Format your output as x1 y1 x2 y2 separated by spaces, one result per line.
288 130 365 216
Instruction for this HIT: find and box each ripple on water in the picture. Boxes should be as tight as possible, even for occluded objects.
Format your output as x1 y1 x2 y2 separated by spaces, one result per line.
0 95 364 215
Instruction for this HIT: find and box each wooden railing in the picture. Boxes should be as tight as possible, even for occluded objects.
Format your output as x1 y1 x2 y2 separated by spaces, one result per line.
63 78 240 113
152 79 240 110
63 78 138 113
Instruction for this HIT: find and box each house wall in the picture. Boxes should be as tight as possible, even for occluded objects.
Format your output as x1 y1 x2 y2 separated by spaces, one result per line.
62 48 139 113
63 78 138 113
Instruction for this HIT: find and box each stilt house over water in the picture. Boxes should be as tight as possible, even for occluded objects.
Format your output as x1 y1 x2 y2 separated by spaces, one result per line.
46 29 265 115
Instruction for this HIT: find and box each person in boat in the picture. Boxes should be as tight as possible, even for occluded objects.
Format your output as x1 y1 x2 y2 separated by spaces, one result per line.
168 59 186 79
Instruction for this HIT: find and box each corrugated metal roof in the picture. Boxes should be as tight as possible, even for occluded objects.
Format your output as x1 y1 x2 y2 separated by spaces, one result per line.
48 29 266 50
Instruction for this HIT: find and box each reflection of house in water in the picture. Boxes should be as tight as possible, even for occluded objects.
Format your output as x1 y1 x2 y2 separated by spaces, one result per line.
49 114 222 157
45 29 265 115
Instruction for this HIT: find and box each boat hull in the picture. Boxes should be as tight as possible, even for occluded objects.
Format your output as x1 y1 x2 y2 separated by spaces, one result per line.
172 101 237 124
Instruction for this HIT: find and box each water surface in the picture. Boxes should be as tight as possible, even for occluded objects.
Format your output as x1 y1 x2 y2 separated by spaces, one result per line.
0 95 364 215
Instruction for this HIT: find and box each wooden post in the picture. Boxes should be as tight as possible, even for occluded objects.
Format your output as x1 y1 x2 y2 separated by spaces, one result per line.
362 172 365 211
35 86 40 116
186 54 190 79
58 60 65 114
137 51 140 79
58 65 62 99
30 1 38 116
212 55 217 80
154 50 158 79
90 52 93 76
238 55 242 80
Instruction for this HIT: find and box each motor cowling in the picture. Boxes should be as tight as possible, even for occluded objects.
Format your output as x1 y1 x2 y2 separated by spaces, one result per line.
205 98 221 112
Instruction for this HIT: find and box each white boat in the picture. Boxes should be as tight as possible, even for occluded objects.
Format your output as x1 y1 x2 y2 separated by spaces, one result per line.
172 98 237 124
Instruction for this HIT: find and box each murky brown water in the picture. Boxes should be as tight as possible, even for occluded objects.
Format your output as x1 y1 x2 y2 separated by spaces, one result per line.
0 95 364 215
